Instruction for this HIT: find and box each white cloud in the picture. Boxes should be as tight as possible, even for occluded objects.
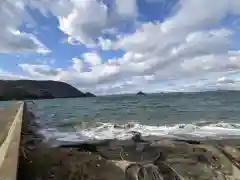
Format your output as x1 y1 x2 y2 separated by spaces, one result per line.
29 0 73 17
98 37 113 50
102 28 118 35
96 0 240 94
72 58 84 73
82 52 102 66
30 0 137 47
0 69 30 80
59 0 108 46
217 77 237 84
0 0 50 54
114 0 138 20
1 0 240 94
17 49 240 94
230 0 240 14
19 64 60 79
161 0 229 33
35 58 55 65
170 29 232 61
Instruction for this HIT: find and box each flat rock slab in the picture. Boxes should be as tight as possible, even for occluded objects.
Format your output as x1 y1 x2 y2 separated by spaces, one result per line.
19 148 130 180
17 137 240 180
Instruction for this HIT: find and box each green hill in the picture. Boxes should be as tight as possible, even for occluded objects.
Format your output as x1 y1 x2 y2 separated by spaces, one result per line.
0 80 96 101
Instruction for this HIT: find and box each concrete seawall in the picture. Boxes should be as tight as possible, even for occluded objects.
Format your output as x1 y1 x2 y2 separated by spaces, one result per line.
0 102 24 180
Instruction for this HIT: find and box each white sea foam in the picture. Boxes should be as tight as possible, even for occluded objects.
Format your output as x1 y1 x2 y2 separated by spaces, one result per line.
39 122 240 142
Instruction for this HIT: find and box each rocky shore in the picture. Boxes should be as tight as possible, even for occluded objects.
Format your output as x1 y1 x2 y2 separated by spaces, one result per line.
17 104 240 180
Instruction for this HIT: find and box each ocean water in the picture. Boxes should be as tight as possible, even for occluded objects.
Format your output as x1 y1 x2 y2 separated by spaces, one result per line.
0 101 12 109
28 91 240 143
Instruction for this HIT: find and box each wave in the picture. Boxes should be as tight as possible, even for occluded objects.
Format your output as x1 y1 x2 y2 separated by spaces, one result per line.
39 121 240 143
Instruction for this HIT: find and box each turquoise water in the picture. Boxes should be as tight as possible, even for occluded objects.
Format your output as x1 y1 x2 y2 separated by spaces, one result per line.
29 91 240 142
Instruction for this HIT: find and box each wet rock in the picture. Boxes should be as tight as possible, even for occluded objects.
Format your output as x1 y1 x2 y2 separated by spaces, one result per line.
132 132 144 142
114 123 135 129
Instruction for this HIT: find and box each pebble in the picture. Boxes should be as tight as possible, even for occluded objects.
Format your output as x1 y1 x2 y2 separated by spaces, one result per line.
97 156 102 160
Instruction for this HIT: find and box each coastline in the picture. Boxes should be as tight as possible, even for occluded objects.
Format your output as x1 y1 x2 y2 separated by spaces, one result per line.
17 105 240 180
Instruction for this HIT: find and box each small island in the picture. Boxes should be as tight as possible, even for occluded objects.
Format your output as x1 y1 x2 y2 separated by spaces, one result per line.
136 91 146 96
0 80 96 101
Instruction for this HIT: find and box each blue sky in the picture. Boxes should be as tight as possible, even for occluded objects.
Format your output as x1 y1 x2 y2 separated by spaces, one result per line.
0 0 240 94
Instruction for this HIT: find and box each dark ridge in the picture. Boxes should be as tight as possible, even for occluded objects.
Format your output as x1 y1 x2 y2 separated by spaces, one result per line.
0 80 96 101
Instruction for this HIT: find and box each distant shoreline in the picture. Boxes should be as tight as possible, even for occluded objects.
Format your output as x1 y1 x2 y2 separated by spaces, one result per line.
97 89 240 97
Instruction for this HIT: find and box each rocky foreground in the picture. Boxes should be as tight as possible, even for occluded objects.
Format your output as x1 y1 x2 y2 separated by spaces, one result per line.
17 105 240 180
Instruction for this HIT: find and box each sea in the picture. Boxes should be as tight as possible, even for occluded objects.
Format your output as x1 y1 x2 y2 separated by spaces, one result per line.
4 91 240 143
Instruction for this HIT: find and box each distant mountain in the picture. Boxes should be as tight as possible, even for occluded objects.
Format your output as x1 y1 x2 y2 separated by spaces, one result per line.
136 91 146 96
0 80 96 101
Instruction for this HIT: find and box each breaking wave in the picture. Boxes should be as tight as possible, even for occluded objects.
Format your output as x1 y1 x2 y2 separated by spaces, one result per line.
39 121 240 143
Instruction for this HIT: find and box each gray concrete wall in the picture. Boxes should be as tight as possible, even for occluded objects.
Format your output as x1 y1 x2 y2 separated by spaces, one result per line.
0 102 24 180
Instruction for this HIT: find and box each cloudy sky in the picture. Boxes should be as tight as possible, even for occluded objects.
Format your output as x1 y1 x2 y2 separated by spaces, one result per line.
1 0 240 94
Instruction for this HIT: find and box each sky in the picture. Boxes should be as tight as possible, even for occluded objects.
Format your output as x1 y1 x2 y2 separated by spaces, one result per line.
1 0 240 95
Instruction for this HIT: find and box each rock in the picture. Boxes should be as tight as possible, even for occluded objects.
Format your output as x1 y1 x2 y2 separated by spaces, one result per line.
136 91 146 96
132 132 143 142
114 123 135 129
